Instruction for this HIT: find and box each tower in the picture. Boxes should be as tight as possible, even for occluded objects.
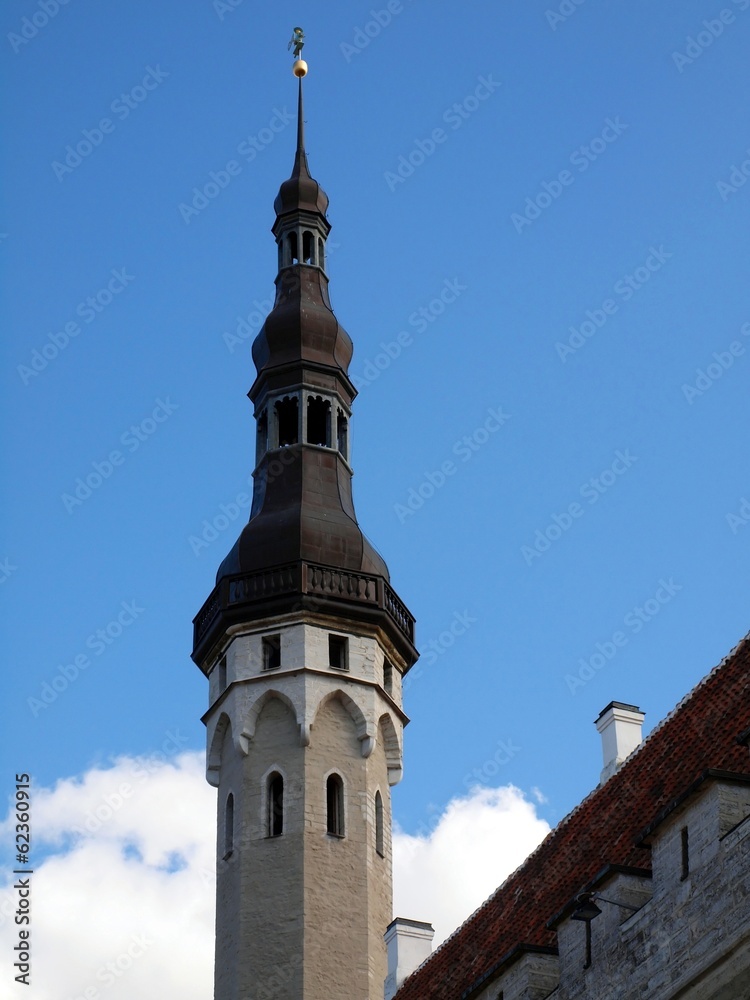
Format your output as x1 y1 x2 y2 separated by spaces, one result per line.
191 58 418 1000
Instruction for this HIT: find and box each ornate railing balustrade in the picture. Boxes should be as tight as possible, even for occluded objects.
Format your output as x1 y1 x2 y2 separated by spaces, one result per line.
193 561 415 653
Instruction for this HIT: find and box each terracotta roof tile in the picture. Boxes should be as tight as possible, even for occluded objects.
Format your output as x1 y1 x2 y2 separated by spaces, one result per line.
395 634 750 1000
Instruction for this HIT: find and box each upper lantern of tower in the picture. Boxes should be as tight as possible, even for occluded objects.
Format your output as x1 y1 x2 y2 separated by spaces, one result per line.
251 66 353 402
273 79 330 219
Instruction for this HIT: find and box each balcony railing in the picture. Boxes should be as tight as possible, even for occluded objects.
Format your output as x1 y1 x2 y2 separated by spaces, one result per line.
193 561 415 650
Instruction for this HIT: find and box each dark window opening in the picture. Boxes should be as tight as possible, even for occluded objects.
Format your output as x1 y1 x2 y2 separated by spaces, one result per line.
256 409 268 461
318 237 325 270
224 793 234 858
383 659 393 696
337 412 348 458
326 774 344 836
375 791 384 856
275 397 298 447
307 396 330 447
329 635 348 671
303 230 314 264
218 655 227 692
681 827 689 880
288 232 298 264
267 773 284 837
263 635 281 670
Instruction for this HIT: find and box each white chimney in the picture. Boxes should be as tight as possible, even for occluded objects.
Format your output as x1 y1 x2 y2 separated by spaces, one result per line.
595 701 645 784
384 918 434 1000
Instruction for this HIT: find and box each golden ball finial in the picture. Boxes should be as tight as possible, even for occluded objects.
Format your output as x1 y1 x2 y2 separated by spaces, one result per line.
293 59 308 78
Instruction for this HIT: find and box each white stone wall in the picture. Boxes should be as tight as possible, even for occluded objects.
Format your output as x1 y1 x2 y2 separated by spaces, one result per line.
203 614 407 1000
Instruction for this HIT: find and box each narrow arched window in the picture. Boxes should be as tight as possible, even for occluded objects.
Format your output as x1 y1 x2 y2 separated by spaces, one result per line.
337 412 348 459
303 230 314 264
267 773 284 837
307 396 330 447
275 396 298 447
318 237 325 271
326 774 344 837
375 791 384 857
256 409 268 464
288 232 298 264
224 792 234 857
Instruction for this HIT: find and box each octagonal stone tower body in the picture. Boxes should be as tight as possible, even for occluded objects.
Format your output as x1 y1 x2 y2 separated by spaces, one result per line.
191 75 418 1000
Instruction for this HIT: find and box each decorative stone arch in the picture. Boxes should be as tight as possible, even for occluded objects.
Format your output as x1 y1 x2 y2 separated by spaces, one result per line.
206 712 232 787
311 689 374 756
378 713 403 785
245 688 304 747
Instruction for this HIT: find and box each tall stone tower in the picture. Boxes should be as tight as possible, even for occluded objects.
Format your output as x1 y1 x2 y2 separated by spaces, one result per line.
191 60 418 1000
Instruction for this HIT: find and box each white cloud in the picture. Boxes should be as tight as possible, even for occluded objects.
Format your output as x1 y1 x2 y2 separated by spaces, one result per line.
393 785 551 946
0 758 549 998
0 752 216 1000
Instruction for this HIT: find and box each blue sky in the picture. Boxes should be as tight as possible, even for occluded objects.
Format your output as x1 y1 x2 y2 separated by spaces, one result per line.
3 0 750 858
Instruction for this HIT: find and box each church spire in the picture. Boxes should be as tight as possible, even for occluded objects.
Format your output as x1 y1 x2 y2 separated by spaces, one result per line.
296 75 305 157
191 35 419 1000
196 35 416 671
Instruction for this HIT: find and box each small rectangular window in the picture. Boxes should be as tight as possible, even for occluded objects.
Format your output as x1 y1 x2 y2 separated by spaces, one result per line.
329 635 348 670
263 635 281 670
681 826 689 880
217 655 227 692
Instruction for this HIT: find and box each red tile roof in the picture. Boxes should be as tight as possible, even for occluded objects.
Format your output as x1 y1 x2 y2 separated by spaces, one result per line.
395 634 750 1000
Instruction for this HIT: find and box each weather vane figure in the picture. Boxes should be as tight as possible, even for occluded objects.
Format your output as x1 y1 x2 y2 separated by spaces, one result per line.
288 26 305 60
288 26 308 78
